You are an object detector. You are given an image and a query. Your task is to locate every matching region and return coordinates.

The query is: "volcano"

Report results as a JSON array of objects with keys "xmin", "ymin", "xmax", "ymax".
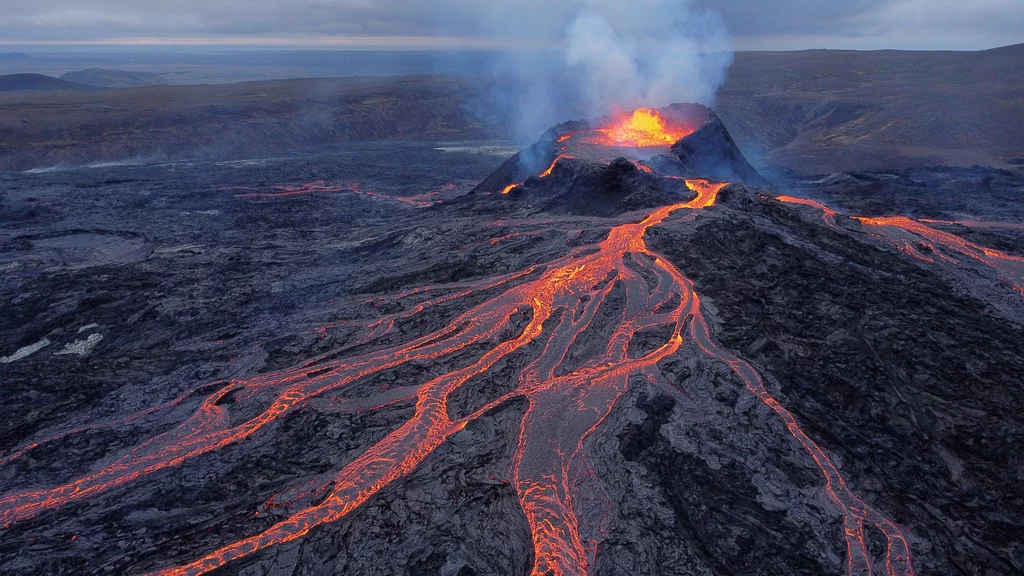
[
  {"xmin": 471, "ymin": 103, "xmax": 768, "ymax": 217},
  {"xmin": 1, "ymin": 106, "xmax": 1022, "ymax": 576}
]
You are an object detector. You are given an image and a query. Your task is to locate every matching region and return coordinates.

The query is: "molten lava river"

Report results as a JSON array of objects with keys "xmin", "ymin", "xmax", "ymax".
[{"xmin": 0, "ymin": 181, "xmax": 921, "ymax": 575}]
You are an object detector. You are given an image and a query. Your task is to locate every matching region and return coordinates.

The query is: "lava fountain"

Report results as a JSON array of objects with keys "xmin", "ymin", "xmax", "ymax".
[{"xmin": 585, "ymin": 108, "xmax": 697, "ymax": 148}]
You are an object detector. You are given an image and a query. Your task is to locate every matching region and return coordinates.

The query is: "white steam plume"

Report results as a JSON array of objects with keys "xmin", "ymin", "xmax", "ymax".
[
  {"xmin": 446, "ymin": 0, "xmax": 733, "ymax": 138},
  {"xmin": 565, "ymin": 0, "xmax": 732, "ymax": 114}
]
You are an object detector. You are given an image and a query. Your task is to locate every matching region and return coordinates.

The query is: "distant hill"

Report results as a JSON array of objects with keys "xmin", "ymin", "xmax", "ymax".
[
  {"xmin": 60, "ymin": 68, "xmax": 165, "ymax": 88},
  {"xmin": 0, "ymin": 73, "xmax": 97, "ymax": 92},
  {"xmin": 0, "ymin": 44, "xmax": 1022, "ymax": 174},
  {"xmin": 717, "ymin": 43, "xmax": 1024, "ymax": 175},
  {"xmin": 0, "ymin": 75, "xmax": 508, "ymax": 171},
  {"xmin": 981, "ymin": 43, "xmax": 1024, "ymax": 57},
  {"xmin": 0, "ymin": 52, "xmax": 32, "ymax": 61}
]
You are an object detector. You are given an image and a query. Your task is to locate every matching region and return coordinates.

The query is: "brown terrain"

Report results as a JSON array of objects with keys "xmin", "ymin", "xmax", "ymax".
[
  {"xmin": 0, "ymin": 75, "xmax": 505, "ymax": 172},
  {"xmin": 1, "ymin": 56, "xmax": 1023, "ymax": 575},
  {"xmin": 1, "ymin": 45, "xmax": 1022, "ymax": 175},
  {"xmin": 718, "ymin": 44, "xmax": 1024, "ymax": 174}
]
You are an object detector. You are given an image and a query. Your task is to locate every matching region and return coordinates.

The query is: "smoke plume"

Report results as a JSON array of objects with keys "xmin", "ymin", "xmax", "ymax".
[
  {"xmin": 564, "ymin": 0, "xmax": 732, "ymax": 115},
  {"xmin": 448, "ymin": 0, "xmax": 733, "ymax": 140}
]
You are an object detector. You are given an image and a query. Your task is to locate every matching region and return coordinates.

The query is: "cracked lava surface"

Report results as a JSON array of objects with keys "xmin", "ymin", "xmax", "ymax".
[
  {"xmin": 0, "ymin": 178, "xmax": 923, "ymax": 576},
  {"xmin": 776, "ymin": 196, "xmax": 1024, "ymax": 294}
]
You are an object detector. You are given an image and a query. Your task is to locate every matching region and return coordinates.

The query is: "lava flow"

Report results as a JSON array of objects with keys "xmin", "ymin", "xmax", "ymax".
[
  {"xmin": 776, "ymin": 195, "xmax": 841, "ymax": 229},
  {"xmin": 0, "ymin": 179, "xmax": 914, "ymax": 576},
  {"xmin": 856, "ymin": 216, "xmax": 1024, "ymax": 292},
  {"xmin": 501, "ymin": 154, "xmax": 576, "ymax": 194},
  {"xmin": 919, "ymin": 218, "xmax": 1024, "ymax": 232},
  {"xmin": 585, "ymin": 108, "xmax": 696, "ymax": 148},
  {"xmin": 775, "ymin": 195, "xmax": 1024, "ymax": 294},
  {"xmin": 539, "ymin": 154, "xmax": 576, "ymax": 178}
]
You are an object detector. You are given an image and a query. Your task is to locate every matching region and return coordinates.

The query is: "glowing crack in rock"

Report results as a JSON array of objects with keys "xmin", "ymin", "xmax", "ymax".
[
  {"xmin": 918, "ymin": 218, "xmax": 1024, "ymax": 232},
  {"xmin": 0, "ymin": 180, "xmax": 916, "ymax": 576}
]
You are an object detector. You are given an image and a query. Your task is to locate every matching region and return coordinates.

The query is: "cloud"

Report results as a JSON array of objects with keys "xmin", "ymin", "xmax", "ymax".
[
  {"xmin": 869, "ymin": 0, "xmax": 1024, "ymax": 41},
  {"xmin": 707, "ymin": 0, "xmax": 1024, "ymax": 49},
  {"xmin": 424, "ymin": 0, "xmax": 732, "ymax": 141},
  {"xmin": 563, "ymin": 1, "xmax": 731, "ymax": 113},
  {"xmin": 0, "ymin": 0, "xmax": 438, "ymax": 40},
  {"xmin": 0, "ymin": 0, "xmax": 1019, "ymax": 48}
]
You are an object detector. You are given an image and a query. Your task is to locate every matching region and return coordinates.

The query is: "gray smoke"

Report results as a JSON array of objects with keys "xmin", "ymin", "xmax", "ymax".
[
  {"xmin": 448, "ymin": 0, "xmax": 733, "ymax": 139},
  {"xmin": 564, "ymin": 0, "xmax": 732, "ymax": 115}
]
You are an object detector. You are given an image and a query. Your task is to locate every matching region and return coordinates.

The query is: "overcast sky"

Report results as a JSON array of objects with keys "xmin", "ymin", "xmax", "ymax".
[{"xmin": 0, "ymin": 0, "xmax": 1021, "ymax": 51}]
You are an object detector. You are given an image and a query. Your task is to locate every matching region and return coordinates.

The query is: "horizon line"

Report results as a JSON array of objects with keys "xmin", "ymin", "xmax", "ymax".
[{"xmin": 0, "ymin": 35, "xmax": 1020, "ymax": 53}]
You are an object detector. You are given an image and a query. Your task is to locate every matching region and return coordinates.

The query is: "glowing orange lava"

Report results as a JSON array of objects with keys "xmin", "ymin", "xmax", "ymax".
[
  {"xmin": 586, "ymin": 108, "xmax": 695, "ymax": 148},
  {"xmin": 919, "ymin": 218, "xmax": 1024, "ymax": 232},
  {"xmin": 776, "ymin": 195, "xmax": 841, "ymax": 230},
  {"xmin": 774, "ymin": 194, "xmax": 1024, "ymax": 294},
  {"xmin": 856, "ymin": 216, "xmax": 1024, "ymax": 293},
  {"xmin": 539, "ymin": 154, "xmax": 576, "ymax": 178},
  {"xmin": 0, "ymin": 179, "xmax": 914, "ymax": 576},
  {"xmin": 499, "ymin": 154, "xmax": 577, "ymax": 194},
  {"xmin": 684, "ymin": 179, "xmax": 726, "ymax": 208},
  {"xmin": 628, "ymin": 160, "xmax": 654, "ymax": 173}
]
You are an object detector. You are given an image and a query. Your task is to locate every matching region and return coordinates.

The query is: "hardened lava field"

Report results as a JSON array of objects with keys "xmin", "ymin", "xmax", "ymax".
[{"xmin": 1, "ymin": 128, "xmax": 1023, "ymax": 576}]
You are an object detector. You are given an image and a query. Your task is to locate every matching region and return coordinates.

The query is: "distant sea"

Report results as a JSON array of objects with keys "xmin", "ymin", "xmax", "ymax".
[{"xmin": 0, "ymin": 49, "xmax": 511, "ymax": 84}]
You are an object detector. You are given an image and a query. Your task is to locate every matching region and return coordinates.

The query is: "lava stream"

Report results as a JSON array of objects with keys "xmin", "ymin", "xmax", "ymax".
[
  {"xmin": 855, "ymin": 216, "xmax": 1024, "ymax": 292},
  {"xmin": 776, "ymin": 196, "xmax": 1024, "ymax": 294},
  {"xmin": 776, "ymin": 195, "xmax": 841, "ymax": 229},
  {"xmin": 501, "ymin": 154, "xmax": 576, "ymax": 194},
  {"xmin": 0, "ymin": 180, "xmax": 915, "ymax": 576},
  {"xmin": 540, "ymin": 154, "xmax": 576, "ymax": 178},
  {"xmin": 919, "ymin": 218, "xmax": 1024, "ymax": 231}
]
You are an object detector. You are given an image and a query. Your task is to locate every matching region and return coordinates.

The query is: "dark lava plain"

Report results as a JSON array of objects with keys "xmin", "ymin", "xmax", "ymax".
[{"xmin": 1, "ymin": 139, "xmax": 1023, "ymax": 576}]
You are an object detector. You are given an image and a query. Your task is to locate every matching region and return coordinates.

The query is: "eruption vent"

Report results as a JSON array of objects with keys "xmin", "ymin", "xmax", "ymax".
[{"xmin": 586, "ymin": 108, "xmax": 696, "ymax": 147}]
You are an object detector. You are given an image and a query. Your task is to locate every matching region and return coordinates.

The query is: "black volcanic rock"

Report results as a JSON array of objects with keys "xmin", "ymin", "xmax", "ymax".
[
  {"xmin": 670, "ymin": 114, "xmax": 770, "ymax": 186},
  {"xmin": 472, "ymin": 102, "xmax": 767, "ymax": 212},
  {"xmin": 464, "ymin": 156, "xmax": 698, "ymax": 217},
  {"xmin": 472, "ymin": 138, "xmax": 555, "ymax": 194},
  {"xmin": 1, "ymin": 137, "xmax": 1022, "ymax": 576}
]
